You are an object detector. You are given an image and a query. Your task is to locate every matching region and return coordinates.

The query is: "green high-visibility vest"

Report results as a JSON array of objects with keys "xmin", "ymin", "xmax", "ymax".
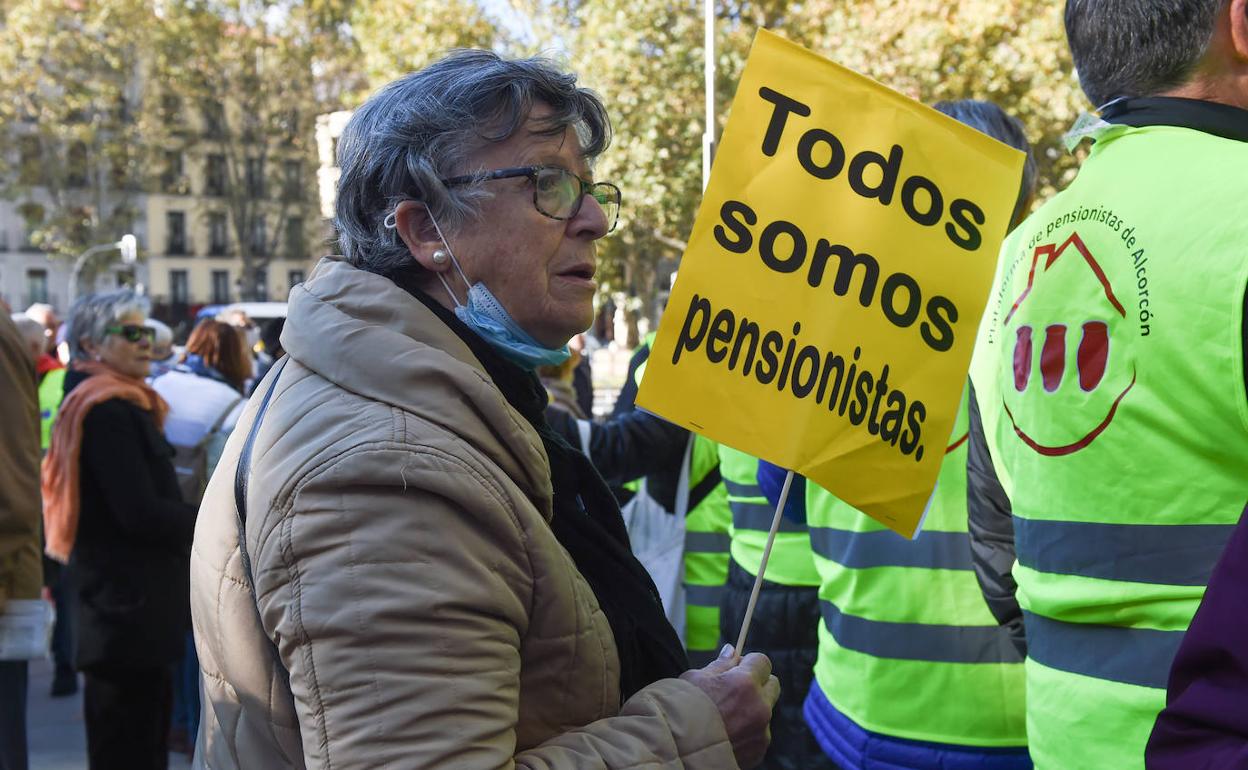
[
  {"xmin": 807, "ymin": 387, "xmax": 1027, "ymax": 747},
  {"xmin": 682, "ymin": 436, "xmax": 730, "ymax": 666},
  {"xmin": 718, "ymin": 445, "xmax": 818, "ymax": 587},
  {"xmin": 630, "ymin": 332, "xmax": 730, "ymax": 665},
  {"xmin": 969, "ymin": 124, "xmax": 1248, "ymax": 769},
  {"xmin": 39, "ymin": 367, "xmax": 67, "ymax": 453}
]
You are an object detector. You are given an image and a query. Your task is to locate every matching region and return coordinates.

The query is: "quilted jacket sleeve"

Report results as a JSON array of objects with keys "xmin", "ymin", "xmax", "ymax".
[
  {"xmin": 252, "ymin": 442, "xmax": 736, "ymax": 770},
  {"xmin": 0, "ymin": 316, "xmax": 41, "ymax": 608}
]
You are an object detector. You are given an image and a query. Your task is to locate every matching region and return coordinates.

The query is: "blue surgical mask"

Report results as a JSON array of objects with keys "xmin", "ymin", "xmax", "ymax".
[
  {"xmin": 421, "ymin": 212, "xmax": 571, "ymax": 370},
  {"xmin": 453, "ymin": 282, "xmax": 571, "ymax": 369}
]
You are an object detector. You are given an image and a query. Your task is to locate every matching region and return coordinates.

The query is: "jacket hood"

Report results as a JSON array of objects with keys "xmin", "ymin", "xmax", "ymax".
[{"xmin": 281, "ymin": 256, "xmax": 554, "ymax": 515}]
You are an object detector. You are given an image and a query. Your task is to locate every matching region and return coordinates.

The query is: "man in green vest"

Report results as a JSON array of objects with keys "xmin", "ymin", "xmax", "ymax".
[
  {"xmin": 795, "ymin": 99, "xmax": 1037, "ymax": 769},
  {"xmin": 717, "ymin": 446, "xmax": 832, "ymax": 770},
  {"xmin": 38, "ymin": 366, "xmax": 67, "ymax": 453},
  {"xmin": 966, "ymin": 3, "xmax": 1248, "ymax": 768}
]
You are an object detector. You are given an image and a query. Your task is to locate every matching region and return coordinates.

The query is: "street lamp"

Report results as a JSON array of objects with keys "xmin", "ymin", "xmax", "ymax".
[{"xmin": 68, "ymin": 233, "xmax": 138, "ymax": 303}]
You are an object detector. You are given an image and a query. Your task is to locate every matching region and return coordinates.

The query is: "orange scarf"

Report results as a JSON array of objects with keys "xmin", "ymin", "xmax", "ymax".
[{"xmin": 41, "ymin": 360, "xmax": 169, "ymax": 563}]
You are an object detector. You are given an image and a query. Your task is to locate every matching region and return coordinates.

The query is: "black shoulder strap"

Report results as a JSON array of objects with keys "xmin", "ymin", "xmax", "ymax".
[
  {"xmin": 688, "ymin": 462, "xmax": 723, "ymax": 513},
  {"xmin": 233, "ymin": 356, "xmax": 288, "ymax": 666}
]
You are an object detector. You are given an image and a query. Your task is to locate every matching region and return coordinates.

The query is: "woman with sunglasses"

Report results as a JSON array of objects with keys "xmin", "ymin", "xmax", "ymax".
[
  {"xmin": 191, "ymin": 50, "xmax": 778, "ymax": 769},
  {"xmin": 42, "ymin": 289, "xmax": 196, "ymax": 769}
]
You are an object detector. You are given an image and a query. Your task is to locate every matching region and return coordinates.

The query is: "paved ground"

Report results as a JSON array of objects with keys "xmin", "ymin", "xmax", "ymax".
[{"xmin": 27, "ymin": 657, "xmax": 191, "ymax": 770}]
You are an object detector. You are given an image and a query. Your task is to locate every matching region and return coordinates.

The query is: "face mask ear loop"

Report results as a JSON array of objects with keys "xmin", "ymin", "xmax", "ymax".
[{"xmin": 426, "ymin": 208, "xmax": 471, "ymax": 308}]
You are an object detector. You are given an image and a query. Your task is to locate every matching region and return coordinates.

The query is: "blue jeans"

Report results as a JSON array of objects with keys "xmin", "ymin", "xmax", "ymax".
[{"xmin": 170, "ymin": 632, "xmax": 200, "ymax": 738}]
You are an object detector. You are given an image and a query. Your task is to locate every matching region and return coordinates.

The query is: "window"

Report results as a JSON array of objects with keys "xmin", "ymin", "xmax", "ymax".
[
  {"xmin": 161, "ymin": 150, "xmax": 185, "ymax": 194},
  {"xmin": 288, "ymin": 270, "xmax": 305, "ymax": 288},
  {"xmin": 283, "ymin": 159, "xmax": 302, "ymax": 201},
  {"xmin": 26, "ymin": 269, "xmax": 48, "ymax": 305},
  {"xmin": 67, "ymin": 142, "xmax": 89, "ymax": 187},
  {"xmin": 245, "ymin": 157, "xmax": 264, "ymax": 198},
  {"xmin": 208, "ymin": 212, "xmax": 229, "ymax": 256},
  {"xmin": 19, "ymin": 137, "xmax": 40, "ymax": 185},
  {"xmin": 166, "ymin": 211, "xmax": 187, "ymax": 255},
  {"xmin": 18, "ymin": 203, "xmax": 44, "ymax": 251},
  {"xmin": 170, "ymin": 270, "xmax": 189, "ymax": 305},
  {"xmin": 248, "ymin": 215, "xmax": 266, "ymax": 256},
  {"xmin": 205, "ymin": 154, "xmax": 227, "ymax": 196},
  {"xmin": 272, "ymin": 108, "xmax": 300, "ymax": 139},
  {"xmin": 0, "ymin": 230, "xmax": 9, "ymax": 252},
  {"xmin": 254, "ymin": 267, "xmax": 268, "ymax": 301},
  {"xmin": 211, "ymin": 270, "xmax": 230, "ymax": 304},
  {"xmin": 201, "ymin": 100, "xmax": 225, "ymax": 138},
  {"xmin": 162, "ymin": 94, "xmax": 183, "ymax": 126},
  {"xmin": 114, "ymin": 93, "xmax": 131, "ymax": 124},
  {"xmin": 110, "ymin": 155, "xmax": 130, "ymax": 189},
  {"xmin": 285, "ymin": 217, "xmax": 304, "ymax": 259},
  {"xmin": 330, "ymin": 136, "xmax": 340, "ymax": 167}
]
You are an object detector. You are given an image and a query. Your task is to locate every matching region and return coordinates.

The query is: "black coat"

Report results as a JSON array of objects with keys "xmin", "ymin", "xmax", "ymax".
[{"xmin": 65, "ymin": 369, "xmax": 197, "ymax": 670}]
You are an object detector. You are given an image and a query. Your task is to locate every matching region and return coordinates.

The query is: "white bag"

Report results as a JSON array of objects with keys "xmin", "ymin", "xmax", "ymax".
[
  {"xmin": 578, "ymin": 420, "xmax": 692, "ymax": 643},
  {"xmin": 0, "ymin": 599, "xmax": 54, "ymax": 661},
  {"xmin": 619, "ymin": 468, "xmax": 689, "ymax": 643}
]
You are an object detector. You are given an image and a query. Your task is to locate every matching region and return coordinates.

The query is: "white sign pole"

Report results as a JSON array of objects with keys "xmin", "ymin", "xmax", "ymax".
[
  {"xmin": 733, "ymin": 469, "xmax": 795, "ymax": 659},
  {"xmin": 702, "ymin": 0, "xmax": 715, "ymax": 191}
]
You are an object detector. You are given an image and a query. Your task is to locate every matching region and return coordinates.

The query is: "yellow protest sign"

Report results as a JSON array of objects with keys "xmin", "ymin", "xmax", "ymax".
[{"xmin": 636, "ymin": 29, "xmax": 1024, "ymax": 537}]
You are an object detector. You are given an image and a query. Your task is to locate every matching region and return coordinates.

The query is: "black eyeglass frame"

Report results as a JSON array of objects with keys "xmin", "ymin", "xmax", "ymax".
[
  {"xmin": 103, "ymin": 324, "xmax": 156, "ymax": 344},
  {"xmin": 441, "ymin": 165, "xmax": 622, "ymax": 232}
]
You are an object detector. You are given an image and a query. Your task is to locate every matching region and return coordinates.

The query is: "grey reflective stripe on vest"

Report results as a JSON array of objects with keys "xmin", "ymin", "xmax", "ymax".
[
  {"xmin": 686, "ymin": 583, "xmax": 725, "ymax": 607},
  {"xmin": 1022, "ymin": 611, "xmax": 1183, "ymax": 690},
  {"xmin": 686, "ymin": 531, "xmax": 731, "ymax": 553},
  {"xmin": 730, "ymin": 500, "xmax": 806, "ymax": 533},
  {"xmin": 810, "ymin": 527, "xmax": 973, "ymax": 570},
  {"xmin": 821, "ymin": 600, "xmax": 1021, "ymax": 664},
  {"xmin": 723, "ymin": 478, "xmax": 762, "ymax": 498},
  {"xmin": 1016, "ymin": 518, "xmax": 1235, "ymax": 586}
]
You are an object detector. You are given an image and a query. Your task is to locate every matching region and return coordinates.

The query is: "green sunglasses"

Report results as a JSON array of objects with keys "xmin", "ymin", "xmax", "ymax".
[{"xmin": 104, "ymin": 324, "xmax": 156, "ymax": 344}]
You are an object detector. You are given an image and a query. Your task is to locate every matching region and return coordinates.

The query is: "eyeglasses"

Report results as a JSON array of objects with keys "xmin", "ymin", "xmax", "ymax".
[
  {"xmin": 104, "ymin": 324, "xmax": 156, "ymax": 344},
  {"xmin": 442, "ymin": 165, "xmax": 621, "ymax": 232}
]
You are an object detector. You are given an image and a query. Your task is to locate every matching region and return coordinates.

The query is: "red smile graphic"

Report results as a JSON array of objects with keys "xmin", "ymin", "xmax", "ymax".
[{"xmin": 1003, "ymin": 370, "xmax": 1136, "ymax": 456}]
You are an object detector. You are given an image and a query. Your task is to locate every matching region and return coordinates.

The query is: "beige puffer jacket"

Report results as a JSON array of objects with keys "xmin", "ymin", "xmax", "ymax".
[
  {"xmin": 0, "ymin": 314, "xmax": 41, "ymax": 612},
  {"xmin": 190, "ymin": 257, "xmax": 737, "ymax": 769}
]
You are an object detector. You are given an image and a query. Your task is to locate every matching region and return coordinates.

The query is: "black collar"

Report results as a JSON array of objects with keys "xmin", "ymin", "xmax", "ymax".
[
  {"xmin": 1101, "ymin": 96, "xmax": 1248, "ymax": 144},
  {"xmin": 380, "ymin": 267, "xmax": 550, "ymax": 425}
]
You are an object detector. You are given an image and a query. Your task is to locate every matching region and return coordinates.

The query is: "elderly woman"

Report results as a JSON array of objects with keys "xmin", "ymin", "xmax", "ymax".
[
  {"xmin": 41, "ymin": 289, "xmax": 197, "ymax": 769},
  {"xmin": 192, "ymin": 50, "xmax": 778, "ymax": 768}
]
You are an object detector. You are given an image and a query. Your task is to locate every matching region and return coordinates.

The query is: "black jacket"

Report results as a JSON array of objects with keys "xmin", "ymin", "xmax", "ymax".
[
  {"xmin": 552, "ymin": 339, "xmax": 700, "ymax": 511},
  {"xmin": 65, "ymin": 369, "xmax": 197, "ymax": 670}
]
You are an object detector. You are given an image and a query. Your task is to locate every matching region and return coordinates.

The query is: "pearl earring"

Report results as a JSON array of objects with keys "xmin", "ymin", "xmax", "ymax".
[{"xmin": 431, "ymin": 250, "xmax": 448, "ymax": 265}]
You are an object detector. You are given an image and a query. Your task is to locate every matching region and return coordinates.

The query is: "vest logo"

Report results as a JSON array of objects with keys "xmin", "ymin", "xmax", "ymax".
[{"xmin": 1001, "ymin": 232, "xmax": 1136, "ymax": 456}]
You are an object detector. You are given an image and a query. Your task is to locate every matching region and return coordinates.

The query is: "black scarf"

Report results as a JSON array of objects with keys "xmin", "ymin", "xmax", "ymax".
[{"xmin": 384, "ymin": 268, "xmax": 689, "ymax": 699}]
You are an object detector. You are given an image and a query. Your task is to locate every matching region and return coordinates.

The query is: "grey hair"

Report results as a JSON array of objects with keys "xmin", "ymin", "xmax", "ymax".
[
  {"xmin": 934, "ymin": 100, "xmax": 1038, "ymax": 227},
  {"xmin": 24, "ymin": 302, "xmax": 56, "ymax": 325},
  {"xmin": 334, "ymin": 49, "xmax": 611, "ymax": 275},
  {"xmin": 10, "ymin": 313, "xmax": 44, "ymax": 355},
  {"xmin": 1065, "ymin": 0, "xmax": 1226, "ymax": 108},
  {"xmin": 65, "ymin": 289, "xmax": 150, "ymax": 361}
]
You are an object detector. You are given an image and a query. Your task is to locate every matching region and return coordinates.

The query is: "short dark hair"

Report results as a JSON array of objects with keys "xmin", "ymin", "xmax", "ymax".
[
  {"xmin": 933, "ymin": 100, "xmax": 1037, "ymax": 227},
  {"xmin": 335, "ymin": 50, "xmax": 611, "ymax": 275},
  {"xmin": 1065, "ymin": 0, "xmax": 1225, "ymax": 108}
]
